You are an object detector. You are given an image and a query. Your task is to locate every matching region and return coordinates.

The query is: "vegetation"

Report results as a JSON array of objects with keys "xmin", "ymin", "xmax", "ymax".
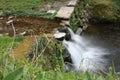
[
  {"xmin": 0, "ymin": 0, "xmax": 120, "ymax": 80},
  {"xmin": 0, "ymin": 0, "xmax": 58, "ymax": 19},
  {"xmin": 0, "ymin": 34, "xmax": 120, "ymax": 80},
  {"xmin": 78, "ymin": 0, "xmax": 120, "ymax": 21}
]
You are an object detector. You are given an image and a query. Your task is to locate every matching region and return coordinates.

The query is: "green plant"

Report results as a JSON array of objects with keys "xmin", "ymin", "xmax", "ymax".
[
  {"xmin": 70, "ymin": 0, "xmax": 88, "ymax": 31},
  {"xmin": 26, "ymin": 36, "xmax": 64, "ymax": 71},
  {"xmin": 0, "ymin": 0, "xmax": 58, "ymax": 19},
  {"xmin": 0, "ymin": 34, "xmax": 120, "ymax": 80}
]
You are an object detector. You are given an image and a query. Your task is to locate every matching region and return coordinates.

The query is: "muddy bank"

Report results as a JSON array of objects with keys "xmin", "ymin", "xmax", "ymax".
[{"xmin": 0, "ymin": 16, "xmax": 60, "ymax": 36}]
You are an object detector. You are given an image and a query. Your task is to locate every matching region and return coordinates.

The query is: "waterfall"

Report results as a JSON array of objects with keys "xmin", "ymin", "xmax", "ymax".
[{"xmin": 54, "ymin": 27, "xmax": 109, "ymax": 73}]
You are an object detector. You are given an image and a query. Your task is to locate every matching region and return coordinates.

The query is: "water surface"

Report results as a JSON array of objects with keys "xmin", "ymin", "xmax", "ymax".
[{"xmin": 83, "ymin": 23, "xmax": 120, "ymax": 71}]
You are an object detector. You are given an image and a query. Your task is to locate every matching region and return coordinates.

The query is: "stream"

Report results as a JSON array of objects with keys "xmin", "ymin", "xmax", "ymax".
[{"xmin": 83, "ymin": 23, "xmax": 120, "ymax": 71}]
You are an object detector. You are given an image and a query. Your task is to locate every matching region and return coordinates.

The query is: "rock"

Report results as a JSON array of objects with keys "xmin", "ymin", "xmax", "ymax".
[
  {"xmin": 47, "ymin": 10, "xmax": 56, "ymax": 14},
  {"xmin": 0, "ymin": 17, "xmax": 3, "ymax": 20},
  {"xmin": 75, "ymin": 28, "xmax": 83, "ymax": 35},
  {"xmin": 54, "ymin": 32, "xmax": 66, "ymax": 39},
  {"xmin": 61, "ymin": 20, "xmax": 70, "ymax": 26},
  {"xmin": 20, "ymin": 31, "xmax": 26, "ymax": 36},
  {"xmin": 82, "ymin": 24, "xmax": 88, "ymax": 30},
  {"xmin": 67, "ymin": 0, "xmax": 77, "ymax": 6},
  {"xmin": 6, "ymin": 20, "xmax": 13, "ymax": 25},
  {"xmin": 8, "ymin": 16, "xmax": 14, "ymax": 20},
  {"xmin": 56, "ymin": 7, "xmax": 74, "ymax": 19}
]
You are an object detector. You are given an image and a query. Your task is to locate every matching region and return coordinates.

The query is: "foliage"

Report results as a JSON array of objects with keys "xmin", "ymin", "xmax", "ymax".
[
  {"xmin": 78, "ymin": 0, "xmax": 120, "ymax": 21},
  {"xmin": 26, "ymin": 36, "xmax": 64, "ymax": 71},
  {"xmin": 3, "ymin": 67, "xmax": 23, "ymax": 80},
  {"xmin": 0, "ymin": 0, "xmax": 120, "ymax": 79},
  {"xmin": 0, "ymin": 34, "xmax": 24, "ymax": 53},
  {"xmin": 0, "ymin": 35, "xmax": 120, "ymax": 80},
  {"xmin": 70, "ymin": 0, "xmax": 88, "ymax": 30},
  {"xmin": 0, "ymin": 0, "xmax": 57, "ymax": 19},
  {"xmin": 0, "ymin": 34, "xmax": 24, "ymax": 79}
]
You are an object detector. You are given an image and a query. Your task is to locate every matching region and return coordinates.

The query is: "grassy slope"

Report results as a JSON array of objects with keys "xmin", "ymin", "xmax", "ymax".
[
  {"xmin": 0, "ymin": 0, "xmax": 42, "ymax": 10},
  {"xmin": 0, "ymin": 0, "xmax": 41, "ymax": 14},
  {"xmin": 0, "ymin": 0, "xmax": 56, "ymax": 18},
  {"xmin": 0, "ymin": 35, "xmax": 120, "ymax": 80}
]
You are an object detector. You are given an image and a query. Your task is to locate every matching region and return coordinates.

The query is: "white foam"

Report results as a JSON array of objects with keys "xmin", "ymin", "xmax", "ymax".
[{"xmin": 62, "ymin": 27, "xmax": 109, "ymax": 73}]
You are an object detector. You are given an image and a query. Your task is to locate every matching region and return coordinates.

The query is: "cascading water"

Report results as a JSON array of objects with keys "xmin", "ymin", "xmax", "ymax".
[{"xmin": 54, "ymin": 27, "xmax": 109, "ymax": 73}]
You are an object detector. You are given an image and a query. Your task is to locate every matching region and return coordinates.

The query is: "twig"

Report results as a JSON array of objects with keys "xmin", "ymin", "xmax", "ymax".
[
  {"xmin": 32, "ymin": 35, "xmax": 38, "ymax": 62},
  {"xmin": 32, "ymin": 34, "xmax": 53, "ymax": 64},
  {"xmin": 9, "ymin": 22, "xmax": 16, "ymax": 58}
]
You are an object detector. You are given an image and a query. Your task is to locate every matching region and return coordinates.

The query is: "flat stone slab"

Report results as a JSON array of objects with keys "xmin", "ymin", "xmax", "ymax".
[
  {"xmin": 67, "ymin": 0, "xmax": 77, "ymax": 6},
  {"xmin": 56, "ymin": 7, "xmax": 74, "ymax": 19},
  {"xmin": 61, "ymin": 20, "xmax": 70, "ymax": 26}
]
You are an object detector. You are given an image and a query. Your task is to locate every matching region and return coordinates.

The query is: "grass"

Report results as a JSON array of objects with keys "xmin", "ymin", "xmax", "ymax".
[
  {"xmin": 0, "ymin": 34, "xmax": 120, "ymax": 80},
  {"xmin": 0, "ymin": 0, "xmax": 58, "ymax": 19},
  {"xmin": 70, "ymin": 0, "xmax": 88, "ymax": 30},
  {"xmin": 0, "ymin": 0, "xmax": 120, "ymax": 80}
]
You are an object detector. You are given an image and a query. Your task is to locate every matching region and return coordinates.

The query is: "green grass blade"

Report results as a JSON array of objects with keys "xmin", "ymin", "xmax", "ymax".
[{"xmin": 3, "ymin": 67, "xmax": 24, "ymax": 80}]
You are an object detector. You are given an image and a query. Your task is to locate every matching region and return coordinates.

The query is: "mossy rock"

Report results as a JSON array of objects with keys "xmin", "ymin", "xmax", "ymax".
[{"xmin": 89, "ymin": 0, "xmax": 118, "ymax": 21}]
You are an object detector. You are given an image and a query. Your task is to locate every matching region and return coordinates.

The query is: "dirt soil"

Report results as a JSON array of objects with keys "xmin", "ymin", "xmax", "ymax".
[
  {"xmin": 0, "ymin": 0, "xmax": 73, "ymax": 59},
  {"xmin": 0, "ymin": 16, "xmax": 60, "ymax": 36},
  {"xmin": 11, "ymin": 36, "xmax": 35, "ymax": 59},
  {"xmin": 0, "ymin": 16, "xmax": 60, "ymax": 59}
]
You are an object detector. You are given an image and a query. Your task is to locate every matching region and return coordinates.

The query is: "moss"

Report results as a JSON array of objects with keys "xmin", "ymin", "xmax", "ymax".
[
  {"xmin": 89, "ymin": 0, "xmax": 118, "ymax": 21},
  {"xmin": 79, "ymin": 0, "xmax": 120, "ymax": 22}
]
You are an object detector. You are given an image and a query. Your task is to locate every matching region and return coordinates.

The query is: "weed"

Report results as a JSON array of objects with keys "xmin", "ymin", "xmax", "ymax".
[
  {"xmin": 0, "ymin": 0, "xmax": 57, "ymax": 18},
  {"xmin": 0, "ymin": 34, "xmax": 120, "ymax": 80}
]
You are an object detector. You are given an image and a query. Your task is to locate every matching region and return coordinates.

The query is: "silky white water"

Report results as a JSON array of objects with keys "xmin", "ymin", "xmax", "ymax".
[{"xmin": 62, "ymin": 27, "xmax": 109, "ymax": 73}]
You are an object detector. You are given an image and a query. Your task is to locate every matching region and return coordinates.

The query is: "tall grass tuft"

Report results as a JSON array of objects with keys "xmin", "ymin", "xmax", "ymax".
[{"xmin": 0, "ymin": 34, "xmax": 120, "ymax": 80}]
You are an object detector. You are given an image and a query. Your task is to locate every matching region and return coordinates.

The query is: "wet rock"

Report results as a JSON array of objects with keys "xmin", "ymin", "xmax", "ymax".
[
  {"xmin": 82, "ymin": 24, "xmax": 88, "ymax": 30},
  {"xmin": 75, "ymin": 28, "xmax": 83, "ymax": 35},
  {"xmin": 82, "ymin": 10, "xmax": 91, "ymax": 20}
]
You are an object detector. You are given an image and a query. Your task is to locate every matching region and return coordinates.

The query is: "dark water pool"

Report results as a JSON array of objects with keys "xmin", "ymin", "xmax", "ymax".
[{"xmin": 83, "ymin": 23, "xmax": 120, "ymax": 71}]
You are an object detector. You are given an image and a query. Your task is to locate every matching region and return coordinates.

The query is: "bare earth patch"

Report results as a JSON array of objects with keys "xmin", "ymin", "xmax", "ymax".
[
  {"xmin": 0, "ymin": 16, "xmax": 60, "ymax": 36},
  {"xmin": 11, "ymin": 36, "xmax": 35, "ymax": 59}
]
